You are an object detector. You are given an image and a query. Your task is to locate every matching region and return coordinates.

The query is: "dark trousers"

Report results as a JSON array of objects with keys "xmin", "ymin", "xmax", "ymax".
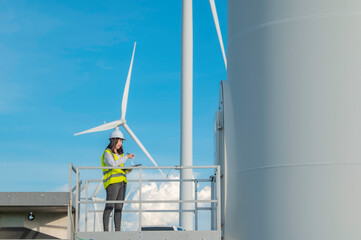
[{"xmin": 103, "ymin": 182, "xmax": 127, "ymax": 231}]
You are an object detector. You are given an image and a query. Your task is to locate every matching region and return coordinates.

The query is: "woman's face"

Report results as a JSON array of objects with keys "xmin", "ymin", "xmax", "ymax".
[{"xmin": 115, "ymin": 139, "xmax": 123, "ymax": 150}]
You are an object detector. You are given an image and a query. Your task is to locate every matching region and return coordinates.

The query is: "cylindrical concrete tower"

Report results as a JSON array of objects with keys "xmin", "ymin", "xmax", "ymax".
[{"xmin": 224, "ymin": 1, "xmax": 361, "ymax": 239}]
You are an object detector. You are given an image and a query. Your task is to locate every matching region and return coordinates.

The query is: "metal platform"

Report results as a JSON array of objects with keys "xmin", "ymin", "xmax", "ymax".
[{"xmin": 70, "ymin": 164, "xmax": 222, "ymax": 240}]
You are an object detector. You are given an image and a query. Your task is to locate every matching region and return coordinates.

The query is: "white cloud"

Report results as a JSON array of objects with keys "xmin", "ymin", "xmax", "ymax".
[
  {"xmin": 129, "ymin": 175, "xmax": 180, "ymax": 227},
  {"xmin": 198, "ymin": 185, "xmax": 211, "ymax": 208},
  {"xmin": 123, "ymin": 174, "xmax": 211, "ymax": 230}
]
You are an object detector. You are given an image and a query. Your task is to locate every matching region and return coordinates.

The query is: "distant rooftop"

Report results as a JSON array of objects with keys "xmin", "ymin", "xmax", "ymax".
[{"xmin": 0, "ymin": 192, "xmax": 73, "ymax": 212}]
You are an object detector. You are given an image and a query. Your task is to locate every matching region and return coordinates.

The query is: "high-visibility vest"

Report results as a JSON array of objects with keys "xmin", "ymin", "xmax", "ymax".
[{"xmin": 101, "ymin": 149, "xmax": 127, "ymax": 189}]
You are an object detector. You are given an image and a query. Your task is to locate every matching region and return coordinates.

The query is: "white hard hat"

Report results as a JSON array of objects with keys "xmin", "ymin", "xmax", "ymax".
[{"xmin": 109, "ymin": 129, "xmax": 126, "ymax": 140}]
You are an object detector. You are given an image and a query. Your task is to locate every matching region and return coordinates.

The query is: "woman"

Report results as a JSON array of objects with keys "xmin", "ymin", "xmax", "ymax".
[{"xmin": 101, "ymin": 129, "xmax": 135, "ymax": 231}]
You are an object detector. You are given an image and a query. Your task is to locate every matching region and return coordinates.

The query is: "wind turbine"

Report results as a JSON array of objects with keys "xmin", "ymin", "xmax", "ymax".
[
  {"xmin": 209, "ymin": 0, "xmax": 227, "ymax": 70},
  {"xmin": 74, "ymin": 42, "xmax": 166, "ymax": 178},
  {"xmin": 89, "ymin": 182, "xmax": 103, "ymax": 231}
]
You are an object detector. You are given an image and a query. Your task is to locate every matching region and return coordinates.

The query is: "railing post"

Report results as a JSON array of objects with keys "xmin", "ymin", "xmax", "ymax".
[
  {"xmin": 85, "ymin": 181, "xmax": 88, "ymax": 232},
  {"xmin": 194, "ymin": 179, "xmax": 198, "ymax": 230},
  {"xmin": 210, "ymin": 175, "xmax": 217, "ymax": 230},
  {"xmin": 68, "ymin": 164, "xmax": 73, "ymax": 240},
  {"xmin": 75, "ymin": 167, "xmax": 80, "ymax": 233},
  {"xmin": 93, "ymin": 201, "xmax": 96, "ymax": 232},
  {"xmin": 216, "ymin": 166, "xmax": 221, "ymax": 231},
  {"xmin": 138, "ymin": 168, "xmax": 142, "ymax": 232}
]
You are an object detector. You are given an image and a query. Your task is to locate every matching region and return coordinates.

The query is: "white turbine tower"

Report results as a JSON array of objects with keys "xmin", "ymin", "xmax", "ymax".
[
  {"xmin": 179, "ymin": 0, "xmax": 226, "ymax": 230},
  {"xmin": 74, "ymin": 42, "xmax": 166, "ymax": 178},
  {"xmin": 179, "ymin": 0, "xmax": 194, "ymax": 231}
]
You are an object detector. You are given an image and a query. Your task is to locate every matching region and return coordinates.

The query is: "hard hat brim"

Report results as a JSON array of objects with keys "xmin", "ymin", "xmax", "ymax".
[{"xmin": 109, "ymin": 137, "xmax": 126, "ymax": 140}]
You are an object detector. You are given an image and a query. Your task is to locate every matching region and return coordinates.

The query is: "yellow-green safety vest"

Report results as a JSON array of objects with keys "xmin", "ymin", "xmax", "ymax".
[{"xmin": 101, "ymin": 149, "xmax": 127, "ymax": 189}]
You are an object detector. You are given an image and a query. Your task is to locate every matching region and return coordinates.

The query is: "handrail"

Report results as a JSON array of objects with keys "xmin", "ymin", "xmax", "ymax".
[
  {"xmin": 79, "ymin": 199, "xmax": 217, "ymax": 204},
  {"xmin": 76, "ymin": 165, "xmax": 218, "ymax": 170},
  {"xmin": 84, "ymin": 178, "xmax": 212, "ymax": 183},
  {"xmin": 87, "ymin": 209, "xmax": 213, "ymax": 213},
  {"xmin": 71, "ymin": 165, "xmax": 221, "ymax": 233}
]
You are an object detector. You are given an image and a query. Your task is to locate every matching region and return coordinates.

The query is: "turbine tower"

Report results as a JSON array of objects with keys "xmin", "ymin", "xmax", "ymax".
[
  {"xmin": 179, "ymin": 0, "xmax": 227, "ymax": 230},
  {"xmin": 179, "ymin": 0, "xmax": 194, "ymax": 230},
  {"xmin": 74, "ymin": 42, "xmax": 166, "ymax": 178}
]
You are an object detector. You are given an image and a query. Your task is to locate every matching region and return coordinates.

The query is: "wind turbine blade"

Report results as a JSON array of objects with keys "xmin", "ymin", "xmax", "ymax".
[
  {"xmin": 92, "ymin": 182, "xmax": 103, "ymax": 199},
  {"xmin": 122, "ymin": 123, "xmax": 166, "ymax": 178},
  {"xmin": 92, "ymin": 197, "xmax": 103, "ymax": 231},
  {"xmin": 121, "ymin": 42, "xmax": 137, "ymax": 120},
  {"xmin": 90, "ymin": 182, "xmax": 103, "ymax": 231},
  {"xmin": 123, "ymin": 184, "xmax": 135, "ymax": 209},
  {"xmin": 74, "ymin": 120, "xmax": 122, "ymax": 136},
  {"xmin": 121, "ymin": 183, "xmax": 135, "ymax": 231},
  {"xmin": 209, "ymin": 0, "xmax": 227, "ymax": 70}
]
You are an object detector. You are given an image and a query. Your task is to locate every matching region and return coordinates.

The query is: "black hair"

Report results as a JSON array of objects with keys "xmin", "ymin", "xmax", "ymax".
[{"xmin": 106, "ymin": 138, "xmax": 124, "ymax": 155}]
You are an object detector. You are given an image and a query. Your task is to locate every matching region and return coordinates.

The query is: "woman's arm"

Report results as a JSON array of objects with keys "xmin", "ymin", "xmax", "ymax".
[{"xmin": 103, "ymin": 151, "xmax": 128, "ymax": 166}]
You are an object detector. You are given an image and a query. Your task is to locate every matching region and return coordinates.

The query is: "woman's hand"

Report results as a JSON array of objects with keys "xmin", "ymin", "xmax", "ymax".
[{"xmin": 127, "ymin": 153, "xmax": 135, "ymax": 159}]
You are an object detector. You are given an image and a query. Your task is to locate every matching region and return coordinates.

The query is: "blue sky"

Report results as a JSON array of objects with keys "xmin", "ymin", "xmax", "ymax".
[{"xmin": 0, "ymin": 0, "xmax": 227, "ymax": 192}]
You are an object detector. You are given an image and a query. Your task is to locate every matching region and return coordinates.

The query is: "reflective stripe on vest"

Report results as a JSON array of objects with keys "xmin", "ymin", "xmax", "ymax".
[{"xmin": 101, "ymin": 149, "xmax": 127, "ymax": 189}]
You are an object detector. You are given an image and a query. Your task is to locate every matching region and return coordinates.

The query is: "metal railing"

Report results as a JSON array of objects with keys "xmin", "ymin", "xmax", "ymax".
[{"xmin": 69, "ymin": 164, "xmax": 221, "ymax": 233}]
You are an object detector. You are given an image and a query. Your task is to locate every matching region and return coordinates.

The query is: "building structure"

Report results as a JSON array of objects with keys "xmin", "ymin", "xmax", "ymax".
[{"xmin": 0, "ymin": 192, "xmax": 74, "ymax": 239}]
